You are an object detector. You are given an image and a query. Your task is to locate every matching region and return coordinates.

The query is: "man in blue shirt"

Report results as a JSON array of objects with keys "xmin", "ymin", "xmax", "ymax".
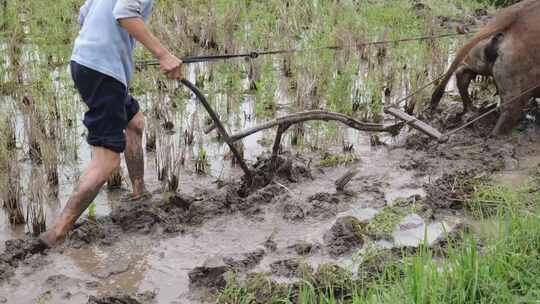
[{"xmin": 40, "ymin": 0, "xmax": 181, "ymax": 247}]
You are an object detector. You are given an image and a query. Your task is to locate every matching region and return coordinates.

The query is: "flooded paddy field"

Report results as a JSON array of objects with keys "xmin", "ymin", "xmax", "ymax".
[{"xmin": 2, "ymin": 0, "xmax": 539, "ymax": 303}]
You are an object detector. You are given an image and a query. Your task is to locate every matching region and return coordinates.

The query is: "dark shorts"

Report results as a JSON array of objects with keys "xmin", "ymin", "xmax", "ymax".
[{"xmin": 70, "ymin": 61, "xmax": 140, "ymax": 153}]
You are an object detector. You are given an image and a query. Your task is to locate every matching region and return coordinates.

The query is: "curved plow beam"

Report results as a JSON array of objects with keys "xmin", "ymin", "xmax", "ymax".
[
  {"xmin": 182, "ymin": 78, "xmax": 408, "ymax": 186},
  {"xmin": 228, "ymin": 110, "xmax": 403, "ymax": 142}
]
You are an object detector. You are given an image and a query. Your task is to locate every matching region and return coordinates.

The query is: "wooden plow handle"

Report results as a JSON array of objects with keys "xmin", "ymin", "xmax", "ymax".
[{"xmin": 181, "ymin": 79, "xmax": 253, "ymax": 181}]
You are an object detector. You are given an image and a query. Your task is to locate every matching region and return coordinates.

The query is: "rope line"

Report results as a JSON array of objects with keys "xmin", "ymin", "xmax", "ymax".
[{"xmin": 136, "ymin": 31, "xmax": 474, "ymax": 67}]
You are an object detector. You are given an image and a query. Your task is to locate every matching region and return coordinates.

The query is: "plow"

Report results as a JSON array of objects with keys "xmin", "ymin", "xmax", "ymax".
[
  {"xmin": 181, "ymin": 76, "xmax": 445, "ymax": 184},
  {"xmin": 139, "ymin": 29, "xmax": 536, "ymax": 185}
]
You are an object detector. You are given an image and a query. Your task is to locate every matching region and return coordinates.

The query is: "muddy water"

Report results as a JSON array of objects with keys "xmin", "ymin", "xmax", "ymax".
[
  {"xmin": 0, "ymin": 61, "xmax": 486, "ymax": 302},
  {"xmin": 5, "ymin": 132, "xmax": 540, "ymax": 304},
  {"xmin": 0, "ymin": 86, "xmax": 437, "ymax": 303},
  {"xmin": 4, "ymin": 109, "xmax": 540, "ymax": 303},
  {"xmin": 1, "ymin": 137, "xmax": 429, "ymax": 303}
]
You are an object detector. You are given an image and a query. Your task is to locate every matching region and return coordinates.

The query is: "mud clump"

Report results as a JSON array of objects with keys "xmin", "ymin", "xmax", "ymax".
[
  {"xmin": 166, "ymin": 193, "xmax": 196, "ymax": 210},
  {"xmin": 399, "ymin": 152, "xmax": 431, "ymax": 173},
  {"xmin": 291, "ymin": 241, "xmax": 314, "ymax": 256},
  {"xmin": 405, "ymin": 132, "xmax": 432, "ymax": 151},
  {"xmin": 0, "ymin": 261, "xmax": 14, "ymax": 282},
  {"xmin": 223, "ymin": 248, "xmax": 266, "ymax": 271},
  {"xmin": 422, "ymin": 126, "xmax": 514, "ymax": 174},
  {"xmin": 282, "ymin": 202, "xmax": 305, "ymax": 221},
  {"xmin": 0, "ymin": 238, "xmax": 47, "ymax": 282},
  {"xmin": 263, "ymin": 235, "xmax": 277, "ymax": 252},
  {"xmin": 241, "ymin": 184, "xmax": 284, "ymax": 215},
  {"xmin": 245, "ymin": 184, "xmax": 281, "ymax": 205},
  {"xmin": 188, "ymin": 198, "xmax": 228, "ymax": 225},
  {"xmin": 323, "ymin": 216, "xmax": 366, "ymax": 256},
  {"xmin": 156, "ymin": 193, "xmax": 199, "ymax": 232},
  {"xmin": 68, "ymin": 218, "xmax": 121, "ymax": 248},
  {"xmin": 189, "ymin": 249, "xmax": 266, "ymax": 289},
  {"xmin": 104, "ymin": 180, "xmax": 282, "ymax": 231},
  {"xmin": 20, "ymin": 253, "xmax": 48, "ymax": 275},
  {"xmin": 425, "ymin": 170, "xmax": 485, "ymax": 209},
  {"xmin": 87, "ymin": 291, "xmax": 155, "ymax": 304},
  {"xmin": 354, "ymin": 178, "xmax": 387, "ymax": 206},
  {"xmin": 189, "ymin": 182, "xmax": 284, "ymax": 223},
  {"xmin": 1, "ymin": 238, "xmax": 46, "ymax": 265},
  {"xmin": 72, "ymin": 196, "xmax": 190, "ymax": 245},
  {"xmin": 304, "ymin": 192, "xmax": 346, "ymax": 219},
  {"xmin": 308, "ymin": 193, "xmax": 340, "ymax": 204},
  {"xmin": 242, "ymin": 154, "xmax": 312, "ymax": 195},
  {"xmin": 411, "ymin": 124, "xmax": 517, "ymax": 211},
  {"xmin": 188, "ymin": 256, "xmax": 229, "ymax": 289},
  {"xmin": 187, "ymin": 185, "xmax": 241, "ymax": 224},
  {"xmin": 111, "ymin": 200, "xmax": 160, "ymax": 233},
  {"xmin": 88, "ymin": 295, "xmax": 141, "ymax": 304},
  {"xmin": 282, "ymin": 192, "xmax": 350, "ymax": 221},
  {"xmin": 305, "ymin": 200, "xmax": 338, "ymax": 219},
  {"xmin": 270, "ymin": 258, "xmax": 312, "ymax": 278}
]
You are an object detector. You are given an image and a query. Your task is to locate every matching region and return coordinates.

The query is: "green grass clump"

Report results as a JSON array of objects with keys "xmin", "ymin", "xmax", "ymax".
[
  {"xmin": 320, "ymin": 153, "xmax": 359, "ymax": 167},
  {"xmin": 217, "ymin": 272, "xmax": 292, "ymax": 304},
  {"xmin": 466, "ymin": 183, "xmax": 536, "ymax": 218},
  {"xmin": 365, "ymin": 206, "xmax": 406, "ymax": 240},
  {"xmin": 365, "ymin": 199, "xmax": 430, "ymax": 240},
  {"xmin": 312, "ymin": 263, "xmax": 355, "ymax": 294},
  {"xmin": 88, "ymin": 202, "xmax": 96, "ymax": 220},
  {"xmin": 195, "ymin": 147, "xmax": 211, "ymax": 175}
]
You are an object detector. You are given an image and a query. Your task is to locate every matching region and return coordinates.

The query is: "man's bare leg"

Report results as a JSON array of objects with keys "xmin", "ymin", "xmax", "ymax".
[
  {"xmin": 39, "ymin": 147, "xmax": 120, "ymax": 247},
  {"xmin": 124, "ymin": 111, "xmax": 147, "ymax": 197}
]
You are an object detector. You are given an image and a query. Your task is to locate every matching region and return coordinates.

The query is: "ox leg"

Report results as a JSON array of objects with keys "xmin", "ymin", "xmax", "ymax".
[
  {"xmin": 455, "ymin": 66, "xmax": 477, "ymax": 114},
  {"xmin": 492, "ymin": 90, "xmax": 531, "ymax": 136}
]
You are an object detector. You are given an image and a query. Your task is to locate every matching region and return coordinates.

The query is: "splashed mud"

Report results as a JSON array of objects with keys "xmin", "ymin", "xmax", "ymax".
[
  {"xmin": 3, "ymin": 119, "xmax": 540, "ymax": 303},
  {"xmin": 4, "ymin": 83, "xmax": 540, "ymax": 303}
]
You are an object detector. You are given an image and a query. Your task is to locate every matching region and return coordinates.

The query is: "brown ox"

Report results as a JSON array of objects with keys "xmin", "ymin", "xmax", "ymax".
[{"xmin": 430, "ymin": 0, "xmax": 540, "ymax": 135}]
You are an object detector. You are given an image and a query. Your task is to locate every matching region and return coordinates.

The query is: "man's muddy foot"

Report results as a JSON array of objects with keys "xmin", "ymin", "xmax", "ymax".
[
  {"xmin": 120, "ymin": 190, "xmax": 152, "ymax": 202},
  {"xmin": 38, "ymin": 230, "xmax": 60, "ymax": 249}
]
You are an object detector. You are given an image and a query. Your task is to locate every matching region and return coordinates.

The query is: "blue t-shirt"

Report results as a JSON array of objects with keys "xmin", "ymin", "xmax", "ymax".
[{"xmin": 71, "ymin": 0, "xmax": 154, "ymax": 86}]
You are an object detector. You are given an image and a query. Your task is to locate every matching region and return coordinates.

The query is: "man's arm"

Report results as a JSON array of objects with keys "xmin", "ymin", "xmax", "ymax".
[
  {"xmin": 113, "ymin": 0, "xmax": 182, "ymax": 80},
  {"xmin": 118, "ymin": 17, "xmax": 182, "ymax": 80}
]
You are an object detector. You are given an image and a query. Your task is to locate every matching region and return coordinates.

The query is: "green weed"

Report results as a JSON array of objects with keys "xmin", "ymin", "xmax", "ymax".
[{"xmin": 320, "ymin": 153, "xmax": 359, "ymax": 167}]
